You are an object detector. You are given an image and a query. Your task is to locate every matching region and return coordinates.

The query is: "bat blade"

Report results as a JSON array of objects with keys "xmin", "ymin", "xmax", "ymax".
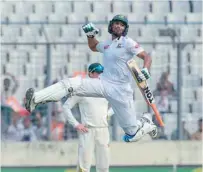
[{"xmin": 127, "ymin": 59, "xmax": 164, "ymax": 127}]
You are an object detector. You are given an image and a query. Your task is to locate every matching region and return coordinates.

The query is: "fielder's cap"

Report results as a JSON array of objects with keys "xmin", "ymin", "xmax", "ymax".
[{"xmin": 88, "ymin": 63, "xmax": 104, "ymax": 73}]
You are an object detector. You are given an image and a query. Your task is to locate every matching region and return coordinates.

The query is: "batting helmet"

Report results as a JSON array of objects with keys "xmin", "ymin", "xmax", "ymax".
[
  {"xmin": 108, "ymin": 15, "xmax": 129, "ymax": 36},
  {"xmin": 88, "ymin": 63, "xmax": 104, "ymax": 74}
]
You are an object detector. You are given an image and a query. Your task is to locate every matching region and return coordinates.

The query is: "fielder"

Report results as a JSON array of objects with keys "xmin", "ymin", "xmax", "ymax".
[
  {"xmin": 25, "ymin": 14, "xmax": 157, "ymax": 142},
  {"xmin": 63, "ymin": 63, "xmax": 111, "ymax": 172}
]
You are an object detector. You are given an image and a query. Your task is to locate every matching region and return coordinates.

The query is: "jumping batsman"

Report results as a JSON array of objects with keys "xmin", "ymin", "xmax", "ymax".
[
  {"xmin": 63, "ymin": 63, "xmax": 111, "ymax": 172},
  {"xmin": 25, "ymin": 15, "xmax": 157, "ymax": 142}
]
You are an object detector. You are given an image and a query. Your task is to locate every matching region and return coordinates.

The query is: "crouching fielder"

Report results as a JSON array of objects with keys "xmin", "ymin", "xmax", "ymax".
[
  {"xmin": 63, "ymin": 63, "xmax": 111, "ymax": 172},
  {"xmin": 25, "ymin": 14, "xmax": 157, "ymax": 143}
]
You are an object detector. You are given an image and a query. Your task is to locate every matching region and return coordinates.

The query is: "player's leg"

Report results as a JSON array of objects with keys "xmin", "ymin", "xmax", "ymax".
[
  {"xmin": 100, "ymin": 80, "xmax": 156, "ymax": 142},
  {"xmin": 77, "ymin": 129, "xmax": 95, "ymax": 172},
  {"xmin": 95, "ymin": 128, "xmax": 110, "ymax": 172},
  {"xmin": 25, "ymin": 77, "xmax": 105, "ymax": 112},
  {"xmin": 108, "ymin": 97, "xmax": 157, "ymax": 142}
]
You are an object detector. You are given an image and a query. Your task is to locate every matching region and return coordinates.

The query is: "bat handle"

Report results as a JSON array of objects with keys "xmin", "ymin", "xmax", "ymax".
[{"xmin": 151, "ymin": 104, "xmax": 164, "ymax": 127}]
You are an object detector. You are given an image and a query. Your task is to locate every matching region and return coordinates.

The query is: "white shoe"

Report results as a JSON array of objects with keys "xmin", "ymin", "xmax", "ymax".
[
  {"xmin": 140, "ymin": 113, "xmax": 158, "ymax": 138},
  {"xmin": 123, "ymin": 113, "xmax": 158, "ymax": 142},
  {"xmin": 125, "ymin": 122, "xmax": 152, "ymax": 142},
  {"xmin": 140, "ymin": 113, "xmax": 153, "ymax": 124}
]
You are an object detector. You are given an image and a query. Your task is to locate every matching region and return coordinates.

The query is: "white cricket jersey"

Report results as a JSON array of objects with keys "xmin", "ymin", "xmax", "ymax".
[
  {"xmin": 96, "ymin": 36, "xmax": 144, "ymax": 84},
  {"xmin": 63, "ymin": 96, "xmax": 110, "ymax": 127}
]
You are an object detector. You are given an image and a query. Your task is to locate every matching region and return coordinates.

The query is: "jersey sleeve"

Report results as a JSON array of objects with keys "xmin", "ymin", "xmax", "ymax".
[
  {"xmin": 62, "ymin": 96, "xmax": 82, "ymax": 127},
  {"xmin": 96, "ymin": 41, "xmax": 108, "ymax": 53},
  {"xmin": 126, "ymin": 38, "xmax": 144, "ymax": 56}
]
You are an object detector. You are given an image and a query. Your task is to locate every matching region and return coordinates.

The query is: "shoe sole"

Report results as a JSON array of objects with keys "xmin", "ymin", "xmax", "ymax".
[{"xmin": 25, "ymin": 88, "xmax": 34, "ymax": 112}]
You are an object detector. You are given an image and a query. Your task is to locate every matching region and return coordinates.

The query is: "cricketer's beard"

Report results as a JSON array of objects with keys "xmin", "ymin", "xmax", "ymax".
[
  {"xmin": 111, "ymin": 26, "xmax": 125, "ymax": 38},
  {"xmin": 112, "ymin": 31, "xmax": 126, "ymax": 41}
]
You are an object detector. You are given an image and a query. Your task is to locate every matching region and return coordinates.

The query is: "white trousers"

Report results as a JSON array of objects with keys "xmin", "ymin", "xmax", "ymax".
[
  {"xmin": 34, "ymin": 77, "xmax": 140, "ymax": 135},
  {"xmin": 77, "ymin": 127, "xmax": 110, "ymax": 172}
]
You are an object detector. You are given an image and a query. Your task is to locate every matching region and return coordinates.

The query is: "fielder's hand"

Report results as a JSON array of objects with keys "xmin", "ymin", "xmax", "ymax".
[
  {"xmin": 137, "ymin": 68, "xmax": 151, "ymax": 83},
  {"xmin": 82, "ymin": 23, "xmax": 99, "ymax": 38},
  {"xmin": 75, "ymin": 124, "xmax": 88, "ymax": 133}
]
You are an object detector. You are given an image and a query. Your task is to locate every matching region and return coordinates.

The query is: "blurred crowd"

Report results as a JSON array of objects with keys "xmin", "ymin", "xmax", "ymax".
[
  {"xmin": 1, "ymin": 72, "xmax": 202, "ymax": 142},
  {"xmin": 153, "ymin": 71, "xmax": 202, "ymax": 141},
  {"xmin": 1, "ymin": 73, "xmax": 78, "ymax": 142},
  {"xmin": 1, "ymin": 105, "xmax": 79, "ymax": 142},
  {"xmin": 153, "ymin": 71, "xmax": 177, "ymax": 114}
]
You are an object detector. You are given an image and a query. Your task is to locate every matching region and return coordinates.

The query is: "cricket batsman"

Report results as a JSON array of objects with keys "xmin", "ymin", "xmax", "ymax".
[
  {"xmin": 63, "ymin": 63, "xmax": 111, "ymax": 172},
  {"xmin": 25, "ymin": 14, "xmax": 157, "ymax": 142}
]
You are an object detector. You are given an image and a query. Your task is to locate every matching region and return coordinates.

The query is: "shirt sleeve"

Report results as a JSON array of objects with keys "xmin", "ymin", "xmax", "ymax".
[
  {"xmin": 63, "ymin": 96, "xmax": 82, "ymax": 127},
  {"xmin": 96, "ymin": 41, "xmax": 106, "ymax": 53},
  {"xmin": 126, "ymin": 38, "xmax": 144, "ymax": 56}
]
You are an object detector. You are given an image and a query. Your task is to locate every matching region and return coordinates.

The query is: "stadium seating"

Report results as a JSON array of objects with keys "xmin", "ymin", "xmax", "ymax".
[
  {"xmin": 112, "ymin": 1, "xmax": 132, "ymax": 14},
  {"xmin": 146, "ymin": 13, "xmax": 166, "ymax": 24},
  {"xmin": 44, "ymin": 25, "xmax": 61, "ymax": 42},
  {"xmin": 186, "ymin": 13, "xmax": 202, "ymax": 23},
  {"xmin": 195, "ymin": 87, "xmax": 203, "ymax": 101},
  {"xmin": 92, "ymin": 1, "xmax": 112, "ymax": 19},
  {"xmin": 151, "ymin": 1, "xmax": 170, "ymax": 14},
  {"xmin": 192, "ymin": 0, "xmax": 202, "ymax": 12},
  {"xmin": 132, "ymin": 1, "xmax": 150, "ymax": 16},
  {"xmin": 127, "ymin": 13, "xmax": 146, "ymax": 24},
  {"xmin": 166, "ymin": 13, "xmax": 186, "ymax": 24},
  {"xmin": 171, "ymin": 1, "xmax": 190, "ymax": 14}
]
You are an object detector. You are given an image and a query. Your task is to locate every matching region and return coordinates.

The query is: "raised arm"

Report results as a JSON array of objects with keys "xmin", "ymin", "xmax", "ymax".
[
  {"xmin": 87, "ymin": 37, "xmax": 99, "ymax": 52},
  {"xmin": 82, "ymin": 23, "xmax": 100, "ymax": 52}
]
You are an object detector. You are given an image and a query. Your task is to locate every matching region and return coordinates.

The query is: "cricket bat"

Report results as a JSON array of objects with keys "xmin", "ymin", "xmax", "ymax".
[{"xmin": 127, "ymin": 59, "xmax": 164, "ymax": 127}]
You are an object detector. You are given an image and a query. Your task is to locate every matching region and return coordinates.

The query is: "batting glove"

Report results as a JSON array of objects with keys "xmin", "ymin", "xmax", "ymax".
[
  {"xmin": 137, "ymin": 68, "xmax": 151, "ymax": 83},
  {"xmin": 82, "ymin": 23, "xmax": 99, "ymax": 38}
]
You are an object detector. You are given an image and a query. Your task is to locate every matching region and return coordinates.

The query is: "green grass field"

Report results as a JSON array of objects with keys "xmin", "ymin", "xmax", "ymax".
[{"xmin": 1, "ymin": 165, "xmax": 202, "ymax": 172}]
